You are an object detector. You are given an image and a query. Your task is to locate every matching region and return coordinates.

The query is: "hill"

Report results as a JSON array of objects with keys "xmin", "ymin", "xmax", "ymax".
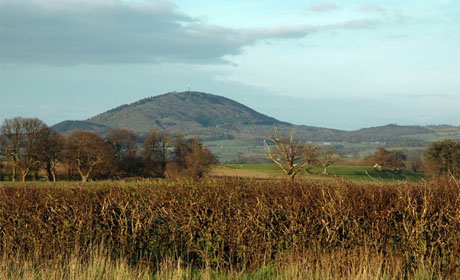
[
  {"xmin": 51, "ymin": 91, "xmax": 460, "ymax": 162},
  {"xmin": 85, "ymin": 91, "xmax": 290, "ymax": 139},
  {"xmin": 51, "ymin": 120, "xmax": 112, "ymax": 136}
]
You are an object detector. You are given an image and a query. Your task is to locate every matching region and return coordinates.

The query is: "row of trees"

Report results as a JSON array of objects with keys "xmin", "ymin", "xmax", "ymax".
[
  {"xmin": 0, "ymin": 117, "xmax": 216, "ymax": 182},
  {"xmin": 265, "ymin": 129, "xmax": 460, "ymax": 181}
]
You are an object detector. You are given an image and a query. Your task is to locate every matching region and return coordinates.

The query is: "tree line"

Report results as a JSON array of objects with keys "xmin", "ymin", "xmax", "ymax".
[
  {"xmin": 0, "ymin": 117, "xmax": 216, "ymax": 182},
  {"xmin": 266, "ymin": 130, "xmax": 460, "ymax": 181},
  {"xmin": 1, "ymin": 117, "xmax": 458, "ymax": 182}
]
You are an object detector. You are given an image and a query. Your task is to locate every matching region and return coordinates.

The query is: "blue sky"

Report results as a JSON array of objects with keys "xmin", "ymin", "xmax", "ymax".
[{"xmin": 0, "ymin": 0, "xmax": 459, "ymax": 130}]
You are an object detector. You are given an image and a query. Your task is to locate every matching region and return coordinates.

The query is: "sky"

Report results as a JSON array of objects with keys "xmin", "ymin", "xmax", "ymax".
[{"xmin": 0, "ymin": 0, "xmax": 459, "ymax": 130}]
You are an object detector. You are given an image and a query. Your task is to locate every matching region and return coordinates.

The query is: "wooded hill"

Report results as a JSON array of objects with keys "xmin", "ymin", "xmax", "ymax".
[{"xmin": 52, "ymin": 91, "xmax": 460, "ymax": 146}]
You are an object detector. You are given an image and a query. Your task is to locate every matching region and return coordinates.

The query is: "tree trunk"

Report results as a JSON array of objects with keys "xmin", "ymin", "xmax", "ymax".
[
  {"xmin": 46, "ymin": 161, "xmax": 53, "ymax": 181},
  {"xmin": 21, "ymin": 171, "xmax": 27, "ymax": 182},
  {"xmin": 11, "ymin": 161, "xmax": 17, "ymax": 182},
  {"xmin": 81, "ymin": 175, "xmax": 89, "ymax": 182},
  {"xmin": 11, "ymin": 166, "xmax": 16, "ymax": 182},
  {"xmin": 19, "ymin": 167, "xmax": 30, "ymax": 182},
  {"xmin": 323, "ymin": 166, "xmax": 329, "ymax": 175}
]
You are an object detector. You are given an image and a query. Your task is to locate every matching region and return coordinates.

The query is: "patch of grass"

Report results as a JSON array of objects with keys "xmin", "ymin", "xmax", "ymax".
[
  {"xmin": 220, "ymin": 163, "xmax": 280, "ymax": 173},
  {"xmin": 215, "ymin": 164, "xmax": 425, "ymax": 182}
]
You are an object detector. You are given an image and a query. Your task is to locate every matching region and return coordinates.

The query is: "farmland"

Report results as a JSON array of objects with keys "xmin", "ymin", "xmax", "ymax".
[
  {"xmin": 212, "ymin": 164, "xmax": 425, "ymax": 182},
  {"xmin": 1, "ymin": 177, "xmax": 459, "ymax": 279}
]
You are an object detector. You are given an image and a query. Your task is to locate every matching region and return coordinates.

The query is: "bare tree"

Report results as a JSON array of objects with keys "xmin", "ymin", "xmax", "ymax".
[
  {"xmin": 166, "ymin": 135, "xmax": 217, "ymax": 178},
  {"xmin": 143, "ymin": 129, "xmax": 170, "ymax": 177},
  {"xmin": 38, "ymin": 129, "xmax": 65, "ymax": 182},
  {"xmin": 172, "ymin": 132, "xmax": 187, "ymax": 169},
  {"xmin": 0, "ymin": 118, "xmax": 23, "ymax": 181},
  {"xmin": 65, "ymin": 131, "xmax": 114, "ymax": 182},
  {"xmin": 18, "ymin": 118, "xmax": 49, "ymax": 181},
  {"xmin": 318, "ymin": 147, "xmax": 341, "ymax": 175},
  {"xmin": 183, "ymin": 136, "xmax": 217, "ymax": 177},
  {"xmin": 265, "ymin": 129, "xmax": 310, "ymax": 182},
  {"xmin": 106, "ymin": 129, "xmax": 138, "ymax": 178},
  {"xmin": 0, "ymin": 117, "xmax": 49, "ymax": 181},
  {"xmin": 303, "ymin": 142, "xmax": 319, "ymax": 173}
]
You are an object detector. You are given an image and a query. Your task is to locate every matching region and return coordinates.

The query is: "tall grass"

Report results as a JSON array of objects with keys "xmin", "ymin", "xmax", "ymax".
[{"xmin": 0, "ymin": 177, "xmax": 459, "ymax": 278}]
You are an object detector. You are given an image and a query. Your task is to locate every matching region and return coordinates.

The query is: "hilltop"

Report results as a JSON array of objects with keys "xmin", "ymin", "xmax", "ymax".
[{"xmin": 53, "ymin": 91, "xmax": 343, "ymax": 141}]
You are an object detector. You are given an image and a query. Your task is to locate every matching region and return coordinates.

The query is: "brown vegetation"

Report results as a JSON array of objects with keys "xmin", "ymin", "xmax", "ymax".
[
  {"xmin": 0, "ymin": 117, "xmax": 217, "ymax": 181},
  {"xmin": 1, "ymin": 177, "xmax": 459, "ymax": 278},
  {"xmin": 366, "ymin": 147, "xmax": 407, "ymax": 171}
]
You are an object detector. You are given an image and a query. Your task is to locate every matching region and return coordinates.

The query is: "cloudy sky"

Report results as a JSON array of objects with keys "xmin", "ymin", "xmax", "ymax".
[{"xmin": 1, "ymin": 0, "xmax": 459, "ymax": 130}]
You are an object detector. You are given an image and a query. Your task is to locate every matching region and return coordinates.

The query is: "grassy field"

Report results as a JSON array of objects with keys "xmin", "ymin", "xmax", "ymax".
[
  {"xmin": 213, "ymin": 163, "xmax": 425, "ymax": 182},
  {"xmin": 204, "ymin": 125, "xmax": 460, "ymax": 163},
  {"xmin": 1, "ymin": 177, "xmax": 459, "ymax": 279}
]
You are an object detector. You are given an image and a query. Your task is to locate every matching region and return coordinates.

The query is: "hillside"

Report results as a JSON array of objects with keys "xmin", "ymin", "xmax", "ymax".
[
  {"xmin": 51, "ymin": 120, "xmax": 112, "ymax": 136},
  {"xmin": 51, "ymin": 91, "xmax": 459, "ymax": 148},
  {"xmin": 85, "ymin": 91, "xmax": 293, "ymax": 139}
]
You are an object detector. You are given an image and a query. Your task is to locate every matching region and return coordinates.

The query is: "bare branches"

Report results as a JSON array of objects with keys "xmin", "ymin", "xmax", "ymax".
[
  {"xmin": 265, "ymin": 129, "xmax": 311, "ymax": 181},
  {"xmin": 66, "ymin": 131, "xmax": 114, "ymax": 182}
]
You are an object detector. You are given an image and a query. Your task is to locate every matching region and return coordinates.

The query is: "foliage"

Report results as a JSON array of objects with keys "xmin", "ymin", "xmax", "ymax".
[{"xmin": 424, "ymin": 139, "xmax": 460, "ymax": 178}]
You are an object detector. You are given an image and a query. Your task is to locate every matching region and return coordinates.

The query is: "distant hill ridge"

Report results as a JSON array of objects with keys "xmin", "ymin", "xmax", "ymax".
[{"xmin": 51, "ymin": 91, "xmax": 460, "ymax": 144}]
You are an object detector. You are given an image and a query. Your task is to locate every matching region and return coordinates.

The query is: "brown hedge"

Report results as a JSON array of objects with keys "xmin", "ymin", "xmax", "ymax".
[{"xmin": 0, "ymin": 178, "xmax": 459, "ymax": 275}]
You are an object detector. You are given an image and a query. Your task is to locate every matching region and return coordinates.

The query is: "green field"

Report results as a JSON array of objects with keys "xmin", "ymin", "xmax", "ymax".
[
  {"xmin": 217, "ymin": 163, "xmax": 425, "ymax": 182},
  {"xmin": 204, "ymin": 125, "xmax": 460, "ymax": 163}
]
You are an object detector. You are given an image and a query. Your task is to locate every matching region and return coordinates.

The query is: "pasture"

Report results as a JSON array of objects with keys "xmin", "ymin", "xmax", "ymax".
[{"xmin": 212, "ymin": 163, "xmax": 425, "ymax": 182}]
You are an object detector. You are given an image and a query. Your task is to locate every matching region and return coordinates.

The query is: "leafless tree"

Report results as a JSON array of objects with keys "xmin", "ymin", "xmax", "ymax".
[
  {"xmin": 107, "ymin": 129, "xmax": 137, "ymax": 160},
  {"xmin": 0, "ymin": 117, "xmax": 23, "ymax": 181},
  {"xmin": 107, "ymin": 129, "xmax": 138, "ymax": 178},
  {"xmin": 166, "ymin": 135, "xmax": 217, "ymax": 178},
  {"xmin": 303, "ymin": 142, "xmax": 319, "ymax": 173},
  {"xmin": 65, "ymin": 131, "xmax": 114, "ymax": 182},
  {"xmin": 38, "ymin": 129, "xmax": 65, "ymax": 182},
  {"xmin": 318, "ymin": 147, "xmax": 341, "ymax": 175},
  {"xmin": 0, "ymin": 117, "xmax": 49, "ymax": 181},
  {"xmin": 18, "ymin": 118, "xmax": 49, "ymax": 181},
  {"xmin": 183, "ymin": 136, "xmax": 217, "ymax": 177},
  {"xmin": 265, "ymin": 129, "xmax": 311, "ymax": 182},
  {"xmin": 143, "ymin": 128, "xmax": 170, "ymax": 177}
]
